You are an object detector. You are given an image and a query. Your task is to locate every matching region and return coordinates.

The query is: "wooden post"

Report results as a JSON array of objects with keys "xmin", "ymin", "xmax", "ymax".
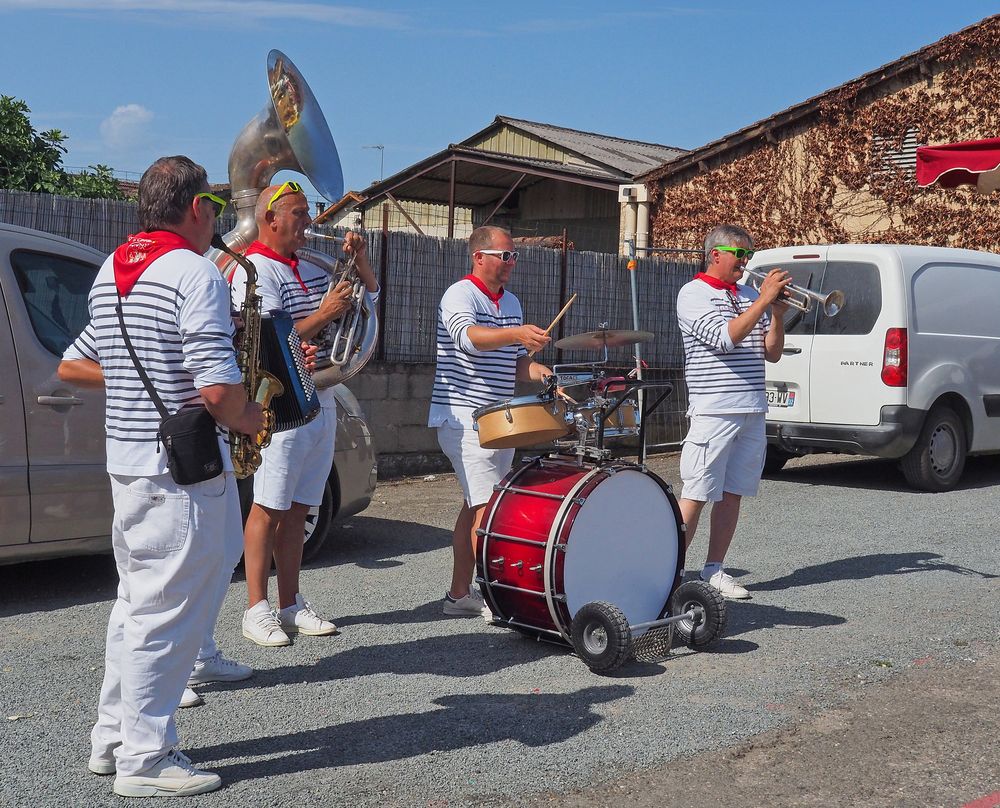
[
  {"xmin": 557, "ymin": 227, "xmax": 569, "ymax": 363},
  {"xmin": 376, "ymin": 203, "xmax": 389, "ymax": 361},
  {"xmin": 447, "ymin": 160, "xmax": 456, "ymax": 240}
]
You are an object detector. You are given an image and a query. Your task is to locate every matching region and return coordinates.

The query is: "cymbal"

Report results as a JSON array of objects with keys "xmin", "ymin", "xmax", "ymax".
[{"xmin": 555, "ymin": 329, "xmax": 655, "ymax": 350}]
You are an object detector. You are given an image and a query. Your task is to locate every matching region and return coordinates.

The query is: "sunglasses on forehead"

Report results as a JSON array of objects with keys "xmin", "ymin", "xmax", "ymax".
[
  {"xmin": 714, "ymin": 245, "xmax": 755, "ymax": 260},
  {"xmin": 266, "ymin": 180, "xmax": 304, "ymax": 211},
  {"xmin": 194, "ymin": 192, "xmax": 227, "ymax": 219},
  {"xmin": 477, "ymin": 249, "xmax": 519, "ymax": 263}
]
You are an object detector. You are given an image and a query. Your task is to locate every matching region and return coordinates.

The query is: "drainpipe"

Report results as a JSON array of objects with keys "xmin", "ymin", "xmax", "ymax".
[
  {"xmin": 634, "ymin": 184, "xmax": 650, "ymax": 256},
  {"xmin": 620, "ymin": 184, "xmax": 638, "ymax": 256}
]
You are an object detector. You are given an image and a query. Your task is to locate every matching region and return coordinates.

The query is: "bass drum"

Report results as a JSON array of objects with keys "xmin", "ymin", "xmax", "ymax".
[{"xmin": 476, "ymin": 455, "xmax": 684, "ymax": 643}]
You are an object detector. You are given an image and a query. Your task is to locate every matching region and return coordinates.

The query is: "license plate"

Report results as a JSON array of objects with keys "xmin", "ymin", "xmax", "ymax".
[{"xmin": 766, "ymin": 388, "xmax": 795, "ymax": 408}]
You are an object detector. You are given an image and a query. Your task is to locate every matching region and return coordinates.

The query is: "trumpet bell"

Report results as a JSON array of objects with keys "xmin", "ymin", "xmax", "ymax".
[
  {"xmin": 743, "ymin": 267, "xmax": 845, "ymax": 318},
  {"xmin": 823, "ymin": 290, "xmax": 845, "ymax": 318}
]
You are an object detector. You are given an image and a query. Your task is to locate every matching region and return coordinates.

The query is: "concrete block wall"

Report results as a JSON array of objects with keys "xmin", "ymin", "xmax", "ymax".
[
  {"xmin": 346, "ymin": 361, "xmax": 451, "ymax": 479},
  {"xmin": 346, "ymin": 361, "xmax": 550, "ymax": 479}
]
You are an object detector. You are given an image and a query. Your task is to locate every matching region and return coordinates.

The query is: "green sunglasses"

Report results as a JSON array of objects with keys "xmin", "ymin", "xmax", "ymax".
[
  {"xmin": 195, "ymin": 192, "xmax": 227, "ymax": 219},
  {"xmin": 714, "ymin": 245, "xmax": 755, "ymax": 260},
  {"xmin": 267, "ymin": 180, "xmax": 304, "ymax": 211}
]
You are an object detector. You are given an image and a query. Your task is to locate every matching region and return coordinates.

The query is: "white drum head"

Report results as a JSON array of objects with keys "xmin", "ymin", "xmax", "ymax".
[{"xmin": 561, "ymin": 470, "xmax": 679, "ymax": 634}]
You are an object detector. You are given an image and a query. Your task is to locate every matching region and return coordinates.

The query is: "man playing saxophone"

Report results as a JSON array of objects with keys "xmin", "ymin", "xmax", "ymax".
[
  {"xmin": 229, "ymin": 180, "xmax": 379, "ymax": 647},
  {"xmin": 58, "ymin": 156, "xmax": 265, "ymax": 796}
]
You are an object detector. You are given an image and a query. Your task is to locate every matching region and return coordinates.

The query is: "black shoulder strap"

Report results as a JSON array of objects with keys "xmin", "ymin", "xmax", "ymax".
[{"xmin": 116, "ymin": 292, "xmax": 170, "ymax": 420}]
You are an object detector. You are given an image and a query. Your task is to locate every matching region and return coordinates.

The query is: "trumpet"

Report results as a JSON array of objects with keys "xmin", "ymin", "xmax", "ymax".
[{"xmin": 742, "ymin": 267, "xmax": 845, "ymax": 317}]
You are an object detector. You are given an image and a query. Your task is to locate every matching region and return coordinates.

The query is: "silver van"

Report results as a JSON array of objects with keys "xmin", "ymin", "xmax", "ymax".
[
  {"xmin": 0, "ymin": 222, "xmax": 376, "ymax": 565},
  {"xmin": 749, "ymin": 244, "xmax": 1000, "ymax": 491}
]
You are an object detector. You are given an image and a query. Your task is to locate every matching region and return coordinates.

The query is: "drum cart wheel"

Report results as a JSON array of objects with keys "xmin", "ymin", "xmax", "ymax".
[
  {"xmin": 669, "ymin": 581, "xmax": 727, "ymax": 648},
  {"xmin": 571, "ymin": 601, "xmax": 633, "ymax": 673}
]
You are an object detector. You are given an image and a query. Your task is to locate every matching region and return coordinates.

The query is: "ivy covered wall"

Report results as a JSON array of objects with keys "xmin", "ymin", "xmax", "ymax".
[{"xmin": 649, "ymin": 18, "xmax": 1000, "ymax": 252}]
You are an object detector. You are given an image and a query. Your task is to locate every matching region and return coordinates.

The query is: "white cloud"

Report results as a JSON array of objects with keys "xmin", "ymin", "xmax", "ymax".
[
  {"xmin": 99, "ymin": 104, "xmax": 154, "ymax": 149},
  {"xmin": 0, "ymin": 0, "xmax": 406, "ymax": 28}
]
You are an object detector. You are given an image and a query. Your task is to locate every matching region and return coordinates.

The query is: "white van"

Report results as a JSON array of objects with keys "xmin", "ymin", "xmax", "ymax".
[{"xmin": 747, "ymin": 244, "xmax": 1000, "ymax": 492}]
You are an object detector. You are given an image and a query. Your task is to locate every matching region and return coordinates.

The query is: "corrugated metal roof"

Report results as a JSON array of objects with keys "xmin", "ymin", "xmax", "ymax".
[{"xmin": 463, "ymin": 116, "xmax": 687, "ymax": 179}]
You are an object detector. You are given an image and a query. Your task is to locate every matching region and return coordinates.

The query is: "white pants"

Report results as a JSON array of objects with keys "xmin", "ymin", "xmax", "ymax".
[
  {"xmin": 437, "ymin": 423, "xmax": 514, "ymax": 507},
  {"xmin": 680, "ymin": 412, "xmax": 767, "ymax": 502},
  {"xmin": 253, "ymin": 405, "xmax": 336, "ymax": 510},
  {"xmin": 90, "ymin": 472, "xmax": 243, "ymax": 777}
]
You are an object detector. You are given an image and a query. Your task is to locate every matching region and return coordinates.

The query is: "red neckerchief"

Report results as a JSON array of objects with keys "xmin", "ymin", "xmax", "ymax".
[
  {"xmin": 463, "ymin": 274, "xmax": 504, "ymax": 310},
  {"xmin": 694, "ymin": 271, "xmax": 739, "ymax": 293},
  {"xmin": 113, "ymin": 231, "xmax": 197, "ymax": 297},
  {"xmin": 245, "ymin": 241, "xmax": 308, "ymax": 293}
]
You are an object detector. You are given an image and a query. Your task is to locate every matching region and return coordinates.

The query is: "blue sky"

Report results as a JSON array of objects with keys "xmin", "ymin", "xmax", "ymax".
[{"xmin": 1, "ymin": 1, "xmax": 997, "ymax": 202}]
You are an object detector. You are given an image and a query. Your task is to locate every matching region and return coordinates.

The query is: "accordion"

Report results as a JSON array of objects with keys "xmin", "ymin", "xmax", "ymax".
[{"xmin": 260, "ymin": 310, "xmax": 321, "ymax": 432}]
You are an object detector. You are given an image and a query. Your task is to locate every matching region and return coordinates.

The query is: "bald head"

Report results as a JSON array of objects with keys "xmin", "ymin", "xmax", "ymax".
[{"xmin": 254, "ymin": 182, "xmax": 311, "ymax": 256}]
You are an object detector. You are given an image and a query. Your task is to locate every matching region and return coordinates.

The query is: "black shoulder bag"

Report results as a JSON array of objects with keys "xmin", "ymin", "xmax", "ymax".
[{"xmin": 116, "ymin": 295, "xmax": 224, "ymax": 485}]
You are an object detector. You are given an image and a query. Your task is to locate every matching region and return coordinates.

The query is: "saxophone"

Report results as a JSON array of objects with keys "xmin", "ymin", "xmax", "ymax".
[{"xmin": 211, "ymin": 234, "xmax": 283, "ymax": 479}]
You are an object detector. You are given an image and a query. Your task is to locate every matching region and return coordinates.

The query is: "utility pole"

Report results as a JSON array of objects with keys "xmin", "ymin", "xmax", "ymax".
[{"xmin": 362, "ymin": 144, "xmax": 385, "ymax": 182}]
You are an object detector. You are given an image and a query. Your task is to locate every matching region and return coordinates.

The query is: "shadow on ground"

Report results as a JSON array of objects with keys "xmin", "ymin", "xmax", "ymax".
[{"xmin": 191, "ymin": 685, "xmax": 634, "ymax": 783}]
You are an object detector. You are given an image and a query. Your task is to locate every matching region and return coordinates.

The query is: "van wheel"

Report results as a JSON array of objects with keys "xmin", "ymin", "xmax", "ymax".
[
  {"xmin": 301, "ymin": 480, "xmax": 334, "ymax": 563},
  {"xmin": 763, "ymin": 446, "xmax": 794, "ymax": 474},
  {"xmin": 236, "ymin": 476, "xmax": 334, "ymax": 564},
  {"xmin": 900, "ymin": 406, "xmax": 966, "ymax": 492}
]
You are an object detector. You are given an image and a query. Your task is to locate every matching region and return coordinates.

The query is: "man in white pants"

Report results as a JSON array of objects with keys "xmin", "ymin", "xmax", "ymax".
[
  {"xmin": 59, "ymin": 156, "xmax": 265, "ymax": 797},
  {"xmin": 675, "ymin": 224, "xmax": 790, "ymax": 600},
  {"xmin": 428, "ymin": 226, "xmax": 552, "ymax": 616},
  {"xmin": 230, "ymin": 181, "xmax": 379, "ymax": 647}
]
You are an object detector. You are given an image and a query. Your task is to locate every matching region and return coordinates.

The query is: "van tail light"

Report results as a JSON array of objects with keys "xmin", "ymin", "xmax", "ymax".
[{"xmin": 881, "ymin": 328, "xmax": 907, "ymax": 386}]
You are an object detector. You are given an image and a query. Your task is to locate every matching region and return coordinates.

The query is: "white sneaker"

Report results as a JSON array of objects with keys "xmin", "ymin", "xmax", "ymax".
[
  {"xmin": 279, "ymin": 593, "xmax": 337, "ymax": 636},
  {"xmin": 242, "ymin": 601, "xmax": 291, "ymax": 647},
  {"xmin": 113, "ymin": 749, "xmax": 221, "ymax": 797},
  {"xmin": 443, "ymin": 588, "xmax": 488, "ymax": 616},
  {"xmin": 88, "ymin": 742, "xmax": 120, "ymax": 776},
  {"xmin": 187, "ymin": 652, "xmax": 253, "ymax": 686},
  {"xmin": 704, "ymin": 570, "xmax": 751, "ymax": 600},
  {"xmin": 178, "ymin": 687, "xmax": 203, "ymax": 709}
]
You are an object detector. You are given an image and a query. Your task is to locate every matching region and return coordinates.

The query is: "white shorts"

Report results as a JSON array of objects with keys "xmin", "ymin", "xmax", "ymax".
[
  {"xmin": 679, "ymin": 412, "xmax": 766, "ymax": 502},
  {"xmin": 253, "ymin": 406, "xmax": 336, "ymax": 510},
  {"xmin": 437, "ymin": 423, "xmax": 514, "ymax": 508}
]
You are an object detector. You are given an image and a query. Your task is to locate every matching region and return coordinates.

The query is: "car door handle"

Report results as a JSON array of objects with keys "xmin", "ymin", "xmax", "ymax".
[
  {"xmin": 38, "ymin": 395, "xmax": 84, "ymax": 406},
  {"xmin": 782, "ymin": 347, "xmax": 802, "ymax": 355}
]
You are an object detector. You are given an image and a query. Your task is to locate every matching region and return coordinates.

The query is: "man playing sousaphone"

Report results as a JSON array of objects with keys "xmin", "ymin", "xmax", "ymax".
[
  {"xmin": 229, "ymin": 180, "xmax": 379, "ymax": 646},
  {"xmin": 428, "ymin": 226, "xmax": 552, "ymax": 618}
]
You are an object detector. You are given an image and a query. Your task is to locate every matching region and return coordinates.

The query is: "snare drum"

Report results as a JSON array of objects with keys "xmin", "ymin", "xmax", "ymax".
[
  {"xmin": 575, "ymin": 398, "xmax": 640, "ymax": 438},
  {"xmin": 473, "ymin": 394, "xmax": 571, "ymax": 449},
  {"xmin": 476, "ymin": 455, "xmax": 684, "ymax": 643}
]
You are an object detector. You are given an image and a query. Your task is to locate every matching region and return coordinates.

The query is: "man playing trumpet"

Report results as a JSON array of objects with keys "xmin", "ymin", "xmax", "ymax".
[{"xmin": 676, "ymin": 224, "xmax": 791, "ymax": 600}]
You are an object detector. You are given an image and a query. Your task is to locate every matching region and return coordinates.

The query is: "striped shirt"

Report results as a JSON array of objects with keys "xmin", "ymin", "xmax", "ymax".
[
  {"xmin": 230, "ymin": 252, "xmax": 381, "ymax": 410},
  {"xmin": 428, "ymin": 278, "xmax": 527, "ymax": 427},
  {"xmin": 63, "ymin": 249, "xmax": 243, "ymax": 476},
  {"xmin": 676, "ymin": 279, "xmax": 770, "ymax": 415}
]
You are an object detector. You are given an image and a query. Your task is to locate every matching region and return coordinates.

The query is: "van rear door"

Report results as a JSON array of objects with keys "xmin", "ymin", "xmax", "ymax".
[
  {"xmin": 809, "ymin": 247, "xmax": 899, "ymax": 426},
  {"xmin": 750, "ymin": 247, "xmax": 828, "ymax": 424},
  {"xmin": 0, "ymin": 285, "xmax": 29, "ymax": 547}
]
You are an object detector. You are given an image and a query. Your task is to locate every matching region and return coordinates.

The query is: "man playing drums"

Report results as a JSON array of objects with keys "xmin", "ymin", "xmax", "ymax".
[{"xmin": 429, "ymin": 226, "xmax": 552, "ymax": 617}]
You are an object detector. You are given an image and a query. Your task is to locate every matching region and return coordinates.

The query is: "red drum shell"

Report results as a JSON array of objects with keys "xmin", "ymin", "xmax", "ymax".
[{"xmin": 477, "ymin": 456, "xmax": 683, "ymax": 642}]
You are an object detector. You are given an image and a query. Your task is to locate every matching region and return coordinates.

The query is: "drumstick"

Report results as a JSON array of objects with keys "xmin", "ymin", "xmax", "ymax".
[{"xmin": 528, "ymin": 293, "xmax": 577, "ymax": 357}]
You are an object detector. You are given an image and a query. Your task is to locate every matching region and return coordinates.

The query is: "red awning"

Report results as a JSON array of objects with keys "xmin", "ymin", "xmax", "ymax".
[{"xmin": 916, "ymin": 137, "xmax": 1000, "ymax": 192}]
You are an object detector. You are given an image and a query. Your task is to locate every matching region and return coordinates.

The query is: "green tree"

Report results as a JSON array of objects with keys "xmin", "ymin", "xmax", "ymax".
[{"xmin": 0, "ymin": 95, "xmax": 125, "ymax": 199}]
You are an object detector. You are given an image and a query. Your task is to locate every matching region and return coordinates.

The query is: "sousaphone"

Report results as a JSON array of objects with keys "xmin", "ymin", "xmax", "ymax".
[{"xmin": 210, "ymin": 49, "xmax": 378, "ymax": 388}]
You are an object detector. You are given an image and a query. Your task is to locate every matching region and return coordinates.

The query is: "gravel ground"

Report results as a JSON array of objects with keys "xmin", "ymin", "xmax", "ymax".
[{"xmin": 1, "ymin": 451, "xmax": 998, "ymax": 807}]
